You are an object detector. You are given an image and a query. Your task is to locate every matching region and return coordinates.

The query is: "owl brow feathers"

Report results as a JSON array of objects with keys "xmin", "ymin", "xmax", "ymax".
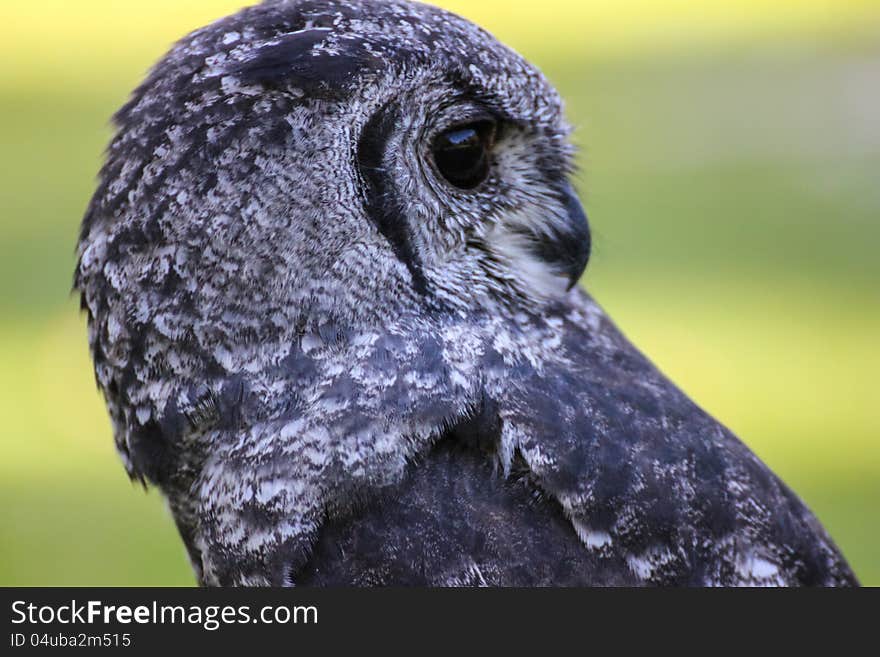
[
  {"xmin": 229, "ymin": 27, "xmax": 424, "ymax": 99},
  {"xmin": 227, "ymin": 23, "xmax": 491, "ymax": 105},
  {"xmin": 230, "ymin": 28, "xmax": 375, "ymax": 97}
]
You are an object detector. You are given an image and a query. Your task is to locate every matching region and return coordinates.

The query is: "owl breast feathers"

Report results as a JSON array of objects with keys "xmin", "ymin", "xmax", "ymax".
[{"xmin": 74, "ymin": 0, "xmax": 856, "ymax": 586}]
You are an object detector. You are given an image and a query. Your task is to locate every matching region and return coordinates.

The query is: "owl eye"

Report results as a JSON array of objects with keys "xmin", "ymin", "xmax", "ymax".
[{"xmin": 431, "ymin": 120, "xmax": 496, "ymax": 190}]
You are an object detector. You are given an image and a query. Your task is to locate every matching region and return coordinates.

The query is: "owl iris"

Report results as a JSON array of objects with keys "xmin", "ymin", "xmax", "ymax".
[{"xmin": 431, "ymin": 121, "xmax": 496, "ymax": 189}]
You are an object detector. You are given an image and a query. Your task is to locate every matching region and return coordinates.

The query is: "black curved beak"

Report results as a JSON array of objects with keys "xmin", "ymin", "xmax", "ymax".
[
  {"xmin": 533, "ymin": 183, "xmax": 591, "ymax": 290},
  {"xmin": 560, "ymin": 184, "xmax": 591, "ymax": 289}
]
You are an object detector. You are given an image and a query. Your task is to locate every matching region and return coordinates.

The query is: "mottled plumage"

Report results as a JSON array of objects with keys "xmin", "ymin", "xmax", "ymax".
[{"xmin": 75, "ymin": 0, "xmax": 856, "ymax": 586}]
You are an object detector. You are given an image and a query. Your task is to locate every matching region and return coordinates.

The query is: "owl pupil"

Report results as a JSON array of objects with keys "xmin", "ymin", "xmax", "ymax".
[{"xmin": 432, "ymin": 121, "xmax": 495, "ymax": 190}]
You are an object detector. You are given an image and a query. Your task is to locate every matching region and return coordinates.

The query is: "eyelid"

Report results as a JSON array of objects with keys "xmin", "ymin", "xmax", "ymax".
[{"xmin": 433, "ymin": 100, "xmax": 501, "ymax": 134}]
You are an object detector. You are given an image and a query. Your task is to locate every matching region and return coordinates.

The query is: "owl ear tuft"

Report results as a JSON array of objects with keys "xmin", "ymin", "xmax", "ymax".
[{"xmin": 230, "ymin": 28, "xmax": 379, "ymax": 98}]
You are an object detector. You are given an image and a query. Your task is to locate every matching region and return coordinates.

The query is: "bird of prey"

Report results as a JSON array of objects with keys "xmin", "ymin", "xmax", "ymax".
[{"xmin": 74, "ymin": 0, "xmax": 857, "ymax": 586}]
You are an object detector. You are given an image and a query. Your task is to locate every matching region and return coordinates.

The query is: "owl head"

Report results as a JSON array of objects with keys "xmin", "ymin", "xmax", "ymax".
[
  {"xmin": 75, "ymin": 0, "xmax": 591, "ymax": 482},
  {"xmin": 78, "ymin": 0, "xmax": 590, "ymax": 332}
]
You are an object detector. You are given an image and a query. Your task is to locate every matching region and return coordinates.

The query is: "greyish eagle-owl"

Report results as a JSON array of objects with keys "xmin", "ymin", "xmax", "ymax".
[{"xmin": 74, "ymin": 0, "xmax": 857, "ymax": 586}]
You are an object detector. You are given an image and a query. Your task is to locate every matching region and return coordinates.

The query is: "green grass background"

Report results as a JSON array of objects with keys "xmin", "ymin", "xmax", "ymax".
[{"xmin": 1, "ymin": 0, "xmax": 877, "ymax": 585}]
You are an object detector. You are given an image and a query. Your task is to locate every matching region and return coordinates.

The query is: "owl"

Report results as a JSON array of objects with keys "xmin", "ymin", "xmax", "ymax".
[{"xmin": 74, "ymin": 0, "xmax": 857, "ymax": 586}]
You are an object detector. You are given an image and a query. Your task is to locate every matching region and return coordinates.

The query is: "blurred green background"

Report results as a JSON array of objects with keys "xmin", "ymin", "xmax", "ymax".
[{"xmin": 1, "ymin": 0, "xmax": 878, "ymax": 586}]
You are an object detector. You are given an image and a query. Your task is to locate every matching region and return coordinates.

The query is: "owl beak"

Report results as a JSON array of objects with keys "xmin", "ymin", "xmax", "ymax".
[{"xmin": 554, "ymin": 183, "xmax": 591, "ymax": 290}]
